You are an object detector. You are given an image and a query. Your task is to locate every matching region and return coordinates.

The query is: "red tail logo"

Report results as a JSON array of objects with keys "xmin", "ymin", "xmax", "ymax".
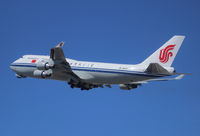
[{"xmin": 159, "ymin": 45, "xmax": 176, "ymax": 63}]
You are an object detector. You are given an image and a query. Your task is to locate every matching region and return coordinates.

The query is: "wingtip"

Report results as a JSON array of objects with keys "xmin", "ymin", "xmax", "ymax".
[
  {"xmin": 55, "ymin": 41, "xmax": 65, "ymax": 48},
  {"xmin": 173, "ymin": 35, "xmax": 186, "ymax": 38}
]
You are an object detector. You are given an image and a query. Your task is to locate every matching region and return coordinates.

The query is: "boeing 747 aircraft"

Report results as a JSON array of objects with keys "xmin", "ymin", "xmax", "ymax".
[{"xmin": 10, "ymin": 36, "xmax": 186, "ymax": 90}]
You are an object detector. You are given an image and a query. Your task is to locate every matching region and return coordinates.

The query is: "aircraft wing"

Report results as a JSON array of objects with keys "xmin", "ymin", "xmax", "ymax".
[
  {"xmin": 50, "ymin": 42, "xmax": 81, "ymax": 82},
  {"xmin": 50, "ymin": 42, "xmax": 99, "ymax": 90}
]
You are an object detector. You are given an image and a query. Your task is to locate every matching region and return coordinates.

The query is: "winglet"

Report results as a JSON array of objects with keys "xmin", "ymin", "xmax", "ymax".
[
  {"xmin": 50, "ymin": 41, "xmax": 65, "ymax": 60},
  {"xmin": 55, "ymin": 41, "xmax": 64, "ymax": 48}
]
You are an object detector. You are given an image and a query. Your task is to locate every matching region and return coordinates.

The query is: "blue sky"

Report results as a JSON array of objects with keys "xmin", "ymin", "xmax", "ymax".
[{"xmin": 0, "ymin": 0, "xmax": 200, "ymax": 136}]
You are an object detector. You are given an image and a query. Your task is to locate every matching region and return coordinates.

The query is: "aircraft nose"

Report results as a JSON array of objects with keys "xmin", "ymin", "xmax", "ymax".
[
  {"xmin": 10, "ymin": 59, "xmax": 27, "ymax": 78},
  {"xmin": 10, "ymin": 59, "xmax": 19, "ymax": 72},
  {"xmin": 10, "ymin": 62, "xmax": 15, "ymax": 71}
]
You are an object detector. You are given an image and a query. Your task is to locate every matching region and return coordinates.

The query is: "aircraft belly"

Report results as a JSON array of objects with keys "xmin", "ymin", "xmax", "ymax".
[{"xmin": 73, "ymin": 70, "xmax": 154, "ymax": 84}]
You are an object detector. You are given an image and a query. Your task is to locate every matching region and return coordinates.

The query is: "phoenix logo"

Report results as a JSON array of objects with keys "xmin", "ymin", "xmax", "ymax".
[{"xmin": 159, "ymin": 45, "xmax": 176, "ymax": 63}]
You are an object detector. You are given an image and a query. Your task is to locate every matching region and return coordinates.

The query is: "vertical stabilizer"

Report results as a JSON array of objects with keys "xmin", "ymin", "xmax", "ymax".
[{"xmin": 140, "ymin": 35, "xmax": 185, "ymax": 67}]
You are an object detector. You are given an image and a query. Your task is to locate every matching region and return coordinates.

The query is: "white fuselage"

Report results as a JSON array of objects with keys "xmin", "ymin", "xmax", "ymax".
[
  {"xmin": 10, "ymin": 55, "xmax": 165, "ymax": 85},
  {"xmin": 9, "ymin": 36, "xmax": 185, "ymax": 90}
]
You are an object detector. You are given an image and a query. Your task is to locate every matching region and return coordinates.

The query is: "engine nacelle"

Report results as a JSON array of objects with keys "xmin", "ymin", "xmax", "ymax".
[
  {"xmin": 36, "ymin": 59, "xmax": 54, "ymax": 70},
  {"xmin": 33, "ymin": 69, "xmax": 53, "ymax": 78},
  {"xmin": 119, "ymin": 84, "xmax": 138, "ymax": 90}
]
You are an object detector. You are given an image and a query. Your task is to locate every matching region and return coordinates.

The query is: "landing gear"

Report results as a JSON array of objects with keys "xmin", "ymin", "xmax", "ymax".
[
  {"xmin": 67, "ymin": 79, "xmax": 95, "ymax": 90},
  {"xmin": 70, "ymin": 85, "xmax": 74, "ymax": 88}
]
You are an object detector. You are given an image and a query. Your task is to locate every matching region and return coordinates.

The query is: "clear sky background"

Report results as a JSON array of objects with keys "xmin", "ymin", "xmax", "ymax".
[{"xmin": 0, "ymin": 0, "xmax": 200, "ymax": 136}]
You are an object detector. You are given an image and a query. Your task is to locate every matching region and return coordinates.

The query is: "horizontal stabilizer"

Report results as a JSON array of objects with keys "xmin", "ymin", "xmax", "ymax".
[
  {"xmin": 145, "ymin": 63, "xmax": 171, "ymax": 75},
  {"xmin": 174, "ymin": 74, "xmax": 185, "ymax": 80},
  {"xmin": 130, "ymin": 74, "xmax": 185, "ymax": 84}
]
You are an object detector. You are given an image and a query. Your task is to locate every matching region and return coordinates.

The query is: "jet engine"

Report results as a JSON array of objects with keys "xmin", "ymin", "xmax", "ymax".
[
  {"xmin": 36, "ymin": 59, "xmax": 54, "ymax": 70},
  {"xmin": 119, "ymin": 84, "xmax": 138, "ymax": 90},
  {"xmin": 33, "ymin": 69, "xmax": 53, "ymax": 78}
]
